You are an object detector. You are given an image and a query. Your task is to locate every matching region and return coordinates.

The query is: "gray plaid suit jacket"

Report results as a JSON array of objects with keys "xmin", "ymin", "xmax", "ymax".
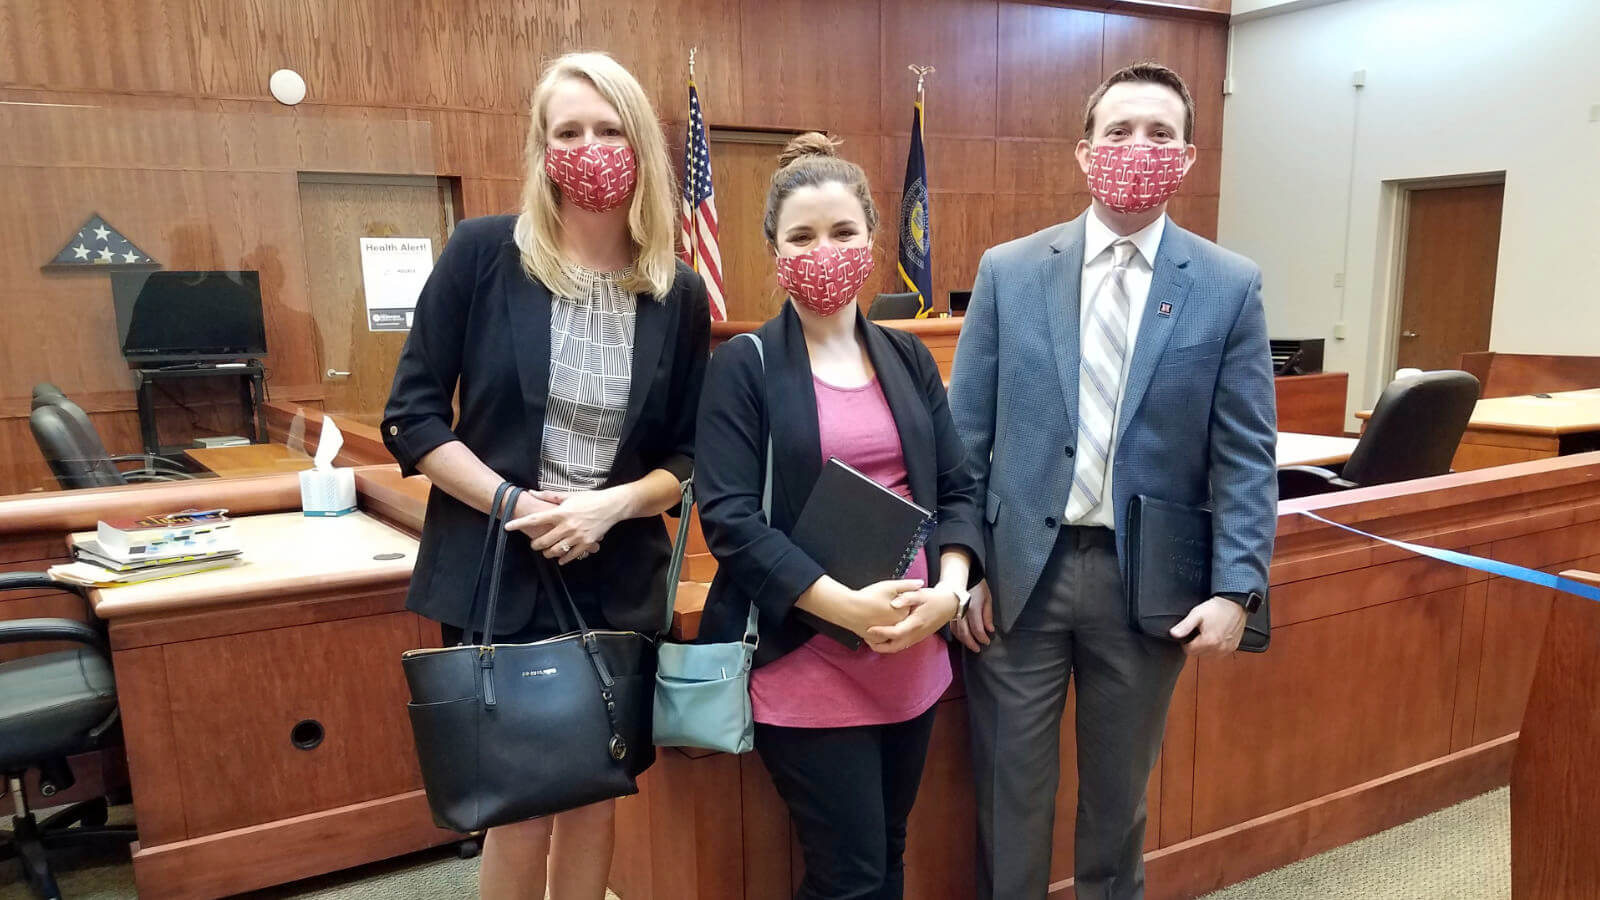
[{"xmin": 948, "ymin": 212, "xmax": 1278, "ymax": 632}]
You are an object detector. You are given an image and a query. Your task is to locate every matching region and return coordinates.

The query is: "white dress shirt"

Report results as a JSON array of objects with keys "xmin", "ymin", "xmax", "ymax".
[{"xmin": 1068, "ymin": 209, "xmax": 1167, "ymax": 528}]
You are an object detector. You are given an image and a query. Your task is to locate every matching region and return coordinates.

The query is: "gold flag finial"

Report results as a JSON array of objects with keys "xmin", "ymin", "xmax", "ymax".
[
  {"xmin": 689, "ymin": 47, "xmax": 698, "ymax": 81},
  {"xmin": 907, "ymin": 64, "xmax": 936, "ymax": 103}
]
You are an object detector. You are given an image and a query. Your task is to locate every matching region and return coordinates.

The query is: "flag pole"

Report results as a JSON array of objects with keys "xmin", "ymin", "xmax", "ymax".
[{"xmin": 906, "ymin": 65, "xmax": 935, "ymax": 316}]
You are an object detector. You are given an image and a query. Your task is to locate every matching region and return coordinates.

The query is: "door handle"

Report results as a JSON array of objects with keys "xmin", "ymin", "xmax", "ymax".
[
  {"xmin": 1401, "ymin": 331, "xmax": 1419, "ymax": 339},
  {"xmin": 326, "ymin": 369, "xmax": 352, "ymax": 378}
]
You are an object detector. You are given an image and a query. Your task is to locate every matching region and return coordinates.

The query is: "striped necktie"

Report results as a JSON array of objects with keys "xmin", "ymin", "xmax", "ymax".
[{"xmin": 1066, "ymin": 239, "xmax": 1136, "ymax": 522}]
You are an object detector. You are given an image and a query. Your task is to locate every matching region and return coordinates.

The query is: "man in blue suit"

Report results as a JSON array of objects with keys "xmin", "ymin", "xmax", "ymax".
[{"xmin": 947, "ymin": 63, "xmax": 1277, "ymax": 899}]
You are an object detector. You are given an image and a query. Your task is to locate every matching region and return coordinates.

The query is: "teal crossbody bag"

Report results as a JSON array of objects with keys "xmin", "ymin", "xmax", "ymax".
[{"xmin": 652, "ymin": 334, "xmax": 767, "ymax": 754}]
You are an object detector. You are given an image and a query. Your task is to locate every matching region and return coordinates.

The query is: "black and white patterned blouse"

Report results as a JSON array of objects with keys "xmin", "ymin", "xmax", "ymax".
[{"xmin": 539, "ymin": 265, "xmax": 636, "ymax": 492}]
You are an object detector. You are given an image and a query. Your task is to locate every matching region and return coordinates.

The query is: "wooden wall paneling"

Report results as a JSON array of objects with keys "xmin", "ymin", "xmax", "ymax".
[
  {"xmin": 586, "ymin": 0, "xmax": 744, "ymax": 127},
  {"xmin": 879, "ymin": 0, "xmax": 999, "ymax": 140},
  {"xmin": 1158, "ymin": 660, "xmax": 1199, "ymax": 847},
  {"xmin": 0, "ymin": 0, "xmax": 197, "ymax": 96},
  {"xmin": 929, "ymin": 193, "xmax": 994, "ymax": 312},
  {"xmin": 459, "ymin": 178, "xmax": 525, "ymax": 219},
  {"xmin": 188, "ymin": 0, "xmax": 323, "ymax": 102},
  {"xmin": 160, "ymin": 611, "xmax": 424, "ymax": 836},
  {"xmin": 1167, "ymin": 194, "xmax": 1219, "ymax": 242},
  {"xmin": 1146, "ymin": 736, "xmax": 1515, "ymax": 900},
  {"xmin": 1100, "ymin": 13, "xmax": 1201, "ymax": 94},
  {"xmin": 1268, "ymin": 550, "xmax": 1480, "ymax": 628},
  {"xmin": 739, "ymin": 0, "xmax": 882, "ymax": 135},
  {"xmin": 740, "ymin": 750, "xmax": 794, "ymax": 900},
  {"xmin": 424, "ymin": 109, "xmax": 527, "ymax": 181},
  {"xmin": 1449, "ymin": 576, "xmax": 1490, "ymax": 751},
  {"xmin": 881, "ymin": 134, "xmax": 996, "ymax": 197},
  {"xmin": 993, "ymin": 193, "xmax": 1091, "ymax": 247},
  {"xmin": 0, "ymin": 93, "xmax": 216, "ymax": 172},
  {"xmin": 1191, "ymin": 586, "xmax": 1464, "ymax": 835},
  {"xmin": 997, "ymin": 4, "xmax": 1103, "ymax": 140},
  {"xmin": 903, "ymin": 699, "xmax": 978, "ymax": 898},
  {"xmin": 995, "ymin": 139, "xmax": 1086, "ymax": 196},
  {"xmin": 1191, "ymin": 22, "xmax": 1228, "ymax": 148},
  {"xmin": 1471, "ymin": 575, "xmax": 1556, "ymax": 743}
]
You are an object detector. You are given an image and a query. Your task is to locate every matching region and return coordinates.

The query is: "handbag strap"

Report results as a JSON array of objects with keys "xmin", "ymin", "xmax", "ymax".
[
  {"xmin": 660, "ymin": 478, "xmax": 695, "ymax": 634},
  {"xmin": 461, "ymin": 481, "xmax": 516, "ymax": 646},
  {"xmin": 527, "ymin": 547, "xmax": 633, "ymax": 761},
  {"xmin": 737, "ymin": 333, "xmax": 770, "ymax": 645},
  {"xmin": 476, "ymin": 484, "xmax": 526, "ymax": 642}
]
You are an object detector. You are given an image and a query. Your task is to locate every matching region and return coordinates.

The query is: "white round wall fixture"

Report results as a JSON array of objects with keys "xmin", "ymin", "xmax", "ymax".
[{"xmin": 269, "ymin": 68, "xmax": 307, "ymax": 106}]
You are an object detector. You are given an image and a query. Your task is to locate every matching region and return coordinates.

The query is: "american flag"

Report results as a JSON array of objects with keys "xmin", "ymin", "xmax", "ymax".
[{"xmin": 680, "ymin": 81, "xmax": 726, "ymax": 321}]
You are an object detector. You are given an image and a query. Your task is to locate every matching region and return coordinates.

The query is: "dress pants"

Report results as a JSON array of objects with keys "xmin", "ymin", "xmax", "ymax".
[
  {"xmin": 965, "ymin": 526, "xmax": 1186, "ymax": 900},
  {"xmin": 754, "ymin": 706, "xmax": 939, "ymax": 900}
]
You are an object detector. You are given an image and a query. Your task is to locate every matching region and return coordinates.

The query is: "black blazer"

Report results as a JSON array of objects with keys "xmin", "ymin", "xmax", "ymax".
[
  {"xmin": 382, "ymin": 215, "xmax": 710, "ymax": 636},
  {"xmin": 695, "ymin": 304, "xmax": 985, "ymax": 667}
]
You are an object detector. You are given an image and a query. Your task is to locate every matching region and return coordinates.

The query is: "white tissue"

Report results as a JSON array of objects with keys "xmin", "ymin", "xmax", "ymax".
[
  {"xmin": 314, "ymin": 415, "xmax": 344, "ymax": 469},
  {"xmin": 299, "ymin": 415, "xmax": 357, "ymax": 516}
]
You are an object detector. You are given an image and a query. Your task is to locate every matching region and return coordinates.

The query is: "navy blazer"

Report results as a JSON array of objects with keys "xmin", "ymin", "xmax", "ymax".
[
  {"xmin": 948, "ymin": 213, "xmax": 1278, "ymax": 633},
  {"xmin": 382, "ymin": 215, "xmax": 710, "ymax": 636},
  {"xmin": 695, "ymin": 304, "xmax": 986, "ymax": 667}
]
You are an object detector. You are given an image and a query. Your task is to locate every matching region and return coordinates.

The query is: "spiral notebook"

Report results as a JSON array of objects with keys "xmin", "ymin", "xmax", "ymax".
[{"xmin": 788, "ymin": 457, "xmax": 939, "ymax": 648}]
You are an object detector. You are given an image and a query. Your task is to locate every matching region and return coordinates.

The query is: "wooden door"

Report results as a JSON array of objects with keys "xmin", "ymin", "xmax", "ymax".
[
  {"xmin": 711, "ymin": 139, "xmax": 787, "ymax": 322},
  {"xmin": 1395, "ymin": 182, "xmax": 1504, "ymax": 371},
  {"xmin": 298, "ymin": 176, "xmax": 453, "ymax": 424}
]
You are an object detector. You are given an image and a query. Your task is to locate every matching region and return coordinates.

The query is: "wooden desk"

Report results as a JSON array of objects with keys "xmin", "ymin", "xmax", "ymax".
[
  {"xmin": 1277, "ymin": 432, "xmax": 1358, "ymax": 468},
  {"xmin": 184, "ymin": 442, "xmax": 314, "ymax": 478},
  {"xmin": 1510, "ymin": 568, "xmax": 1600, "ymax": 898},
  {"xmin": 1359, "ymin": 388, "xmax": 1600, "ymax": 470},
  {"xmin": 74, "ymin": 510, "xmax": 453, "ymax": 900}
]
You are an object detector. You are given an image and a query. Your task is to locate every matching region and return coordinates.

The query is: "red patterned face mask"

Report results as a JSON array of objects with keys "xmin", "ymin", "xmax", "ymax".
[
  {"xmin": 776, "ymin": 245, "xmax": 875, "ymax": 318},
  {"xmin": 1087, "ymin": 144, "xmax": 1188, "ymax": 214},
  {"xmin": 544, "ymin": 143, "xmax": 637, "ymax": 213}
]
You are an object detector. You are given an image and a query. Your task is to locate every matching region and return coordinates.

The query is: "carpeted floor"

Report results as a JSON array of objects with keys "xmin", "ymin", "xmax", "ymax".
[{"xmin": 3, "ymin": 789, "xmax": 1509, "ymax": 899}]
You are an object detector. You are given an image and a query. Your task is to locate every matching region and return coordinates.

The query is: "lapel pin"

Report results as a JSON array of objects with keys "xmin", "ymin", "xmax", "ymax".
[{"xmin": 1158, "ymin": 301, "xmax": 1173, "ymax": 317}]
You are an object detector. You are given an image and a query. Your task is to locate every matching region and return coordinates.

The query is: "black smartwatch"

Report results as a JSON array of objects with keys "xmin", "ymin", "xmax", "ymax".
[{"xmin": 1217, "ymin": 591, "xmax": 1264, "ymax": 614}]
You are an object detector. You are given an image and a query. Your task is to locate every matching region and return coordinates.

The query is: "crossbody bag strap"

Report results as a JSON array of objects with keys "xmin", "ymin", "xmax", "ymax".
[
  {"xmin": 660, "ymin": 478, "xmax": 695, "ymax": 635},
  {"xmin": 740, "ymin": 332, "xmax": 771, "ymax": 645}
]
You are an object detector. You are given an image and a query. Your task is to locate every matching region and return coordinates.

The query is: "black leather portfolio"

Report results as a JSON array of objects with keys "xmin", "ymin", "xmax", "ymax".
[
  {"xmin": 1125, "ymin": 495, "xmax": 1270, "ymax": 653},
  {"xmin": 789, "ymin": 457, "xmax": 938, "ymax": 648}
]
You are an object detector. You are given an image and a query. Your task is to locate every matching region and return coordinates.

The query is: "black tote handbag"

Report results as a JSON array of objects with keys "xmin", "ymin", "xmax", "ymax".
[{"xmin": 401, "ymin": 483, "xmax": 656, "ymax": 832}]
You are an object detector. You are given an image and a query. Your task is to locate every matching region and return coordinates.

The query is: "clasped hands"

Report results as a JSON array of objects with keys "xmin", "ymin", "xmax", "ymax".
[
  {"xmin": 503, "ymin": 488, "xmax": 625, "ymax": 566},
  {"xmin": 842, "ymin": 579, "xmax": 961, "ymax": 654}
]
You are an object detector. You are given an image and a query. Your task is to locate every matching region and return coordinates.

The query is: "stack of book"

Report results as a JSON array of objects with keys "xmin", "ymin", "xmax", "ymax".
[{"xmin": 51, "ymin": 509, "xmax": 244, "ymax": 587}]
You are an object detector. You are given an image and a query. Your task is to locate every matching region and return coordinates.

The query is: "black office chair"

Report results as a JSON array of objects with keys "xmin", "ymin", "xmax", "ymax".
[
  {"xmin": 28, "ymin": 384, "xmax": 193, "ymax": 489},
  {"xmin": 1279, "ymin": 370, "xmax": 1481, "ymax": 499},
  {"xmin": 865, "ymin": 292, "xmax": 923, "ymax": 321},
  {"xmin": 0, "ymin": 574, "xmax": 136, "ymax": 899}
]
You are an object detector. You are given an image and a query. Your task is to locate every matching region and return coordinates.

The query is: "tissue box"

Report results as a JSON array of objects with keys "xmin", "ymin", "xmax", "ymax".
[{"xmin": 299, "ymin": 467, "xmax": 356, "ymax": 517}]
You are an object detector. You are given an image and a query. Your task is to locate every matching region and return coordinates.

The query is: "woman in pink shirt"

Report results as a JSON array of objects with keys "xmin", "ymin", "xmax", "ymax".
[{"xmin": 695, "ymin": 133, "xmax": 985, "ymax": 900}]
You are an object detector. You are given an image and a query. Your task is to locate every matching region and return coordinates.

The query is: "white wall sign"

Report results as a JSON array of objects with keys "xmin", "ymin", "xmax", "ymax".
[{"xmin": 358, "ymin": 237, "xmax": 432, "ymax": 332}]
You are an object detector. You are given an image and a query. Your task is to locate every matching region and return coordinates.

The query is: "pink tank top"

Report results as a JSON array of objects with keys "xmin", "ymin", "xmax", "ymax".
[{"xmin": 749, "ymin": 374, "xmax": 952, "ymax": 727}]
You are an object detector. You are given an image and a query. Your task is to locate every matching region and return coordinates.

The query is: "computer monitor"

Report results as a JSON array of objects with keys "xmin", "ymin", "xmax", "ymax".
[
  {"xmin": 949, "ymin": 290, "xmax": 972, "ymax": 316},
  {"xmin": 111, "ymin": 270, "xmax": 267, "ymax": 364}
]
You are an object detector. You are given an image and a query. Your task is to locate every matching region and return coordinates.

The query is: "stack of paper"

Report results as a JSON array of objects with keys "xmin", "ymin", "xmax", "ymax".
[{"xmin": 50, "ymin": 508, "xmax": 245, "ymax": 588}]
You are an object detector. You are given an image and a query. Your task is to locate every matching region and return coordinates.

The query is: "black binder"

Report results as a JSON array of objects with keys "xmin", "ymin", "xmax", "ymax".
[
  {"xmin": 1125, "ymin": 495, "xmax": 1269, "ymax": 653},
  {"xmin": 789, "ymin": 457, "xmax": 939, "ymax": 648}
]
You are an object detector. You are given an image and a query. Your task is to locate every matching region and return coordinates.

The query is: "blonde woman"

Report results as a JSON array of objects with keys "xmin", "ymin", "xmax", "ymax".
[{"xmin": 383, "ymin": 52, "xmax": 709, "ymax": 899}]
